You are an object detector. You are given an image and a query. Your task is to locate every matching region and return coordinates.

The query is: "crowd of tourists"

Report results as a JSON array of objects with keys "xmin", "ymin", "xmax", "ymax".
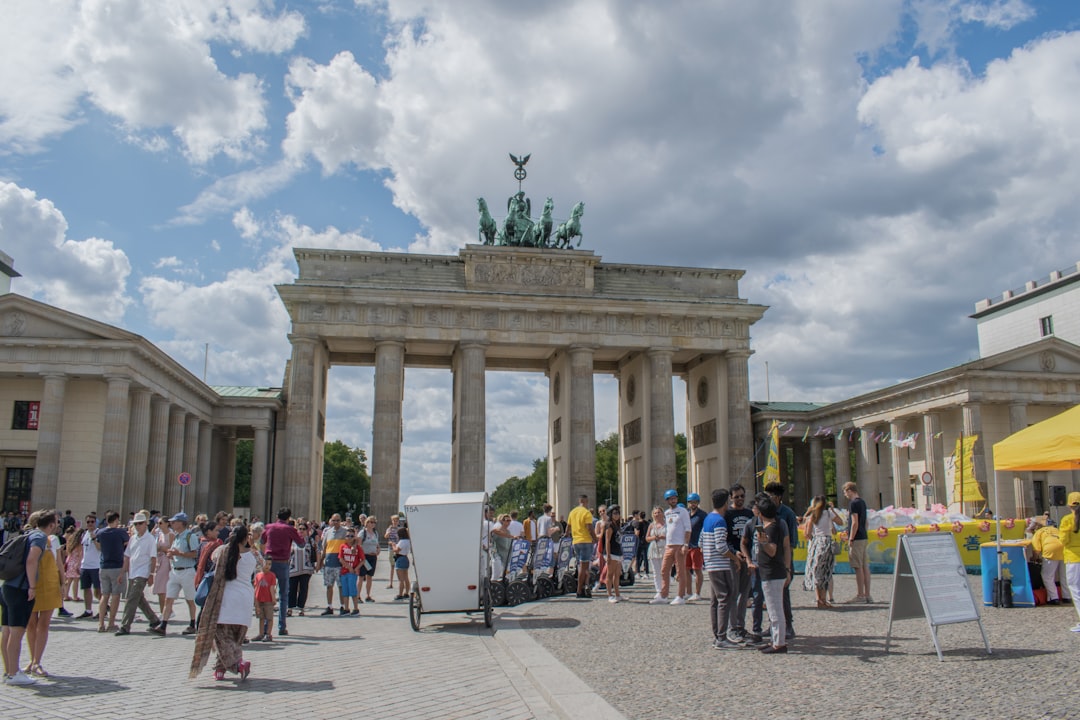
[{"xmin": 0, "ymin": 505, "xmax": 411, "ymax": 686}]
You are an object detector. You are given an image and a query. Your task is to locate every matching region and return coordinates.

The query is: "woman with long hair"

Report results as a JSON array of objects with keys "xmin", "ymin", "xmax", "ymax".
[
  {"xmin": 24, "ymin": 510, "xmax": 62, "ymax": 677},
  {"xmin": 63, "ymin": 526, "xmax": 83, "ymax": 602},
  {"xmin": 603, "ymin": 506, "xmax": 624, "ymax": 603},
  {"xmin": 645, "ymin": 506, "xmax": 667, "ymax": 598},
  {"xmin": 189, "ymin": 524, "xmax": 255, "ymax": 682},
  {"xmin": 152, "ymin": 517, "xmax": 173, "ymax": 618},
  {"xmin": 391, "ymin": 527, "xmax": 412, "ymax": 600},
  {"xmin": 802, "ymin": 495, "xmax": 844, "ymax": 608}
]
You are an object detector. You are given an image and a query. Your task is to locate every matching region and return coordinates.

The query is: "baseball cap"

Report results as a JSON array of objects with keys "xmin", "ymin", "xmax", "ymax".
[
  {"xmin": 664, "ymin": 489, "xmax": 678, "ymax": 500},
  {"xmin": 1068, "ymin": 492, "xmax": 1080, "ymax": 506},
  {"xmin": 168, "ymin": 512, "xmax": 189, "ymax": 523}
]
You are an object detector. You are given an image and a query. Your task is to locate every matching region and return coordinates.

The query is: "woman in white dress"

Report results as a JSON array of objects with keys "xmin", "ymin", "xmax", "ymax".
[{"xmin": 189, "ymin": 524, "xmax": 256, "ymax": 682}]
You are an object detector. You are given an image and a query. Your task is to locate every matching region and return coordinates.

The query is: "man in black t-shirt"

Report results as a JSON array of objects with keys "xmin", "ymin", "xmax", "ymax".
[
  {"xmin": 724, "ymin": 484, "xmax": 755, "ymax": 639},
  {"xmin": 843, "ymin": 481, "xmax": 871, "ymax": 603}
]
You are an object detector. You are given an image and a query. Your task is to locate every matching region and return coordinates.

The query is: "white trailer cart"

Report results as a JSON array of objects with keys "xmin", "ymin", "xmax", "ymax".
[{"xmin": 403, "ymin": 491, "xmax": 493, "ymax": 631}]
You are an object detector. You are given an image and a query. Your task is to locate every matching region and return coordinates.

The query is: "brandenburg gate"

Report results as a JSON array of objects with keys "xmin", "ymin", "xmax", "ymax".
[{"xmin": 276, "ymin": 245, "xmax": 766, "ymax": 523}]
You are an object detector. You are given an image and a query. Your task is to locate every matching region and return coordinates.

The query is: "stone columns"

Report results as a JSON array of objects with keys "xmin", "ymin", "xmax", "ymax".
[
  {"xmin": 283, "ymin": 336, "xmax": 321, "ymax": 518},
  {"xmin": 922, "ymin": 413, "xmax": 945, "ymax": 508},
  {"xmin": 163, "ymin": 407, "xmax": 186, "ymax": 514},
  {"xmin": 249, "ymin": 424, "xmax": 271, "ymax": 521},
  {"xmin": 182, "ymin": 415, "xmax": 199, "ymax": 513},
  {"xmin": 1008, "ymin": 403, "xmax": 1030, "ymax": 517},
  {"xmin": 647, "ymin": 349, "xmax": 675, "ymax": 496},
  {"xmin": 834, "ymin": 431, "xmax": 851, "ymax": 499},
  {"xmin": 792, "ymin": 442, "xmax": 810, "ymax": 511},
  {"xmin": 145, "ymin": 398, "xmax": 170, "ymax": 512},
  {"xmin": 809, "ymin": 437, "xmax": 825, "ymax": 499},
  {"xmin": 725, "ymin": 351, "xmax": 753, "ymax": 487},
  {"xmin": 31, "ymin": 373, "xmax": 67, "ymax": 510},
  {"xmin": 889, "ymin": 420, "xmax": 908, "ymax": 508},
  {"xmin": 962, "ymin": 403, "xmax": 988, "ymax": 514},
  {"xmin": 224, "ymin": 434, "xmax": 238, "ymax": 516},
  {"xmin": 196, "ymin": 421, "xmax": 213, "ymax": 513},
  {"xmin": 370, "ymin": 340, "xmax": 404, "ymax": 529},
  {"xmin": 122, "ymin": 388, "xmax": 151, "ymax": 515},
  {"xmin": 98, "ymin": 377, "xmax": 132, "ymax": 513},
  {"xmin": 857, "ymin": 428, "xmax": 877, "ymax": 509},
  {"xmin": 451, "ymin": 342, "xmax": 486, "ymax": 492},
  {"xmin": 568, "ymin": 346, "xmax": 597, "ymax": 503}
]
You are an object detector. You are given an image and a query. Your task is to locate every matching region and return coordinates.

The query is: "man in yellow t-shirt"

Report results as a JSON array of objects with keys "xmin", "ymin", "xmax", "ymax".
[{"xmin": 567, "ymin": 495, "xmax": 596, "ymax": 599}]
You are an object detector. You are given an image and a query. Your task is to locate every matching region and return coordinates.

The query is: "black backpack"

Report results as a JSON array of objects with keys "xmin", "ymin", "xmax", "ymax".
[{"xmin": 0, "ymin": 531, "xmax": 29, "ymax": 581}]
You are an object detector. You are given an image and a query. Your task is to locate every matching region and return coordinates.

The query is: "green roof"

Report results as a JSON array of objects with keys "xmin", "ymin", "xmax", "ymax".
[
  {"xmin": 750, "ymin": 401, "xmax": 827, "ymax": 413},
  {"xmin": 211, "ymin": 386, "xmax": 283, "ymax": 399}
]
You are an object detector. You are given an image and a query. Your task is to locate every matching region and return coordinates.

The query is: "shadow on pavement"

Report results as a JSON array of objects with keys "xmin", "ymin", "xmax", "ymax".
[
  {"xmin": 199, "ymin": 679, "xmax": 335, "ymax": 692},
  {"xmin": 19, "ymin": 675, "xmax": 127, "ymax": 697},
  {"xmin": 512, "ymin": 617, "xmax": 581, "ymax": 630}
]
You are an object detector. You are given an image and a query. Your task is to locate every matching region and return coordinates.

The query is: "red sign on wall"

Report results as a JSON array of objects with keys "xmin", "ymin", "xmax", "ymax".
[{"xmin": 26, "ymin": 401, "xmax": 39, "ymax": 430}]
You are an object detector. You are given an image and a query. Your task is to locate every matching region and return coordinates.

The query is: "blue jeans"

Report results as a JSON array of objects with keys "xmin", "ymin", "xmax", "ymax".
[{"xmin": 271, "ymin": 561, "xmax": 290, "ymax": 632}]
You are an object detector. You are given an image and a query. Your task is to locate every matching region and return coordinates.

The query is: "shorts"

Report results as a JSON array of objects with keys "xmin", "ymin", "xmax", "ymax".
[
  {"xmin": 573, "ymin": 543, "xmax": 595, "ymax": 564},
  {"xmin": 686, "ymin": 547, "xmax": 704, "ymax": 571},
  {"xmin": 1, "ymin": 584, "xmax": 32, "ymax": 628},
  {"xmin": 80, "ymin": 568, "xmax": 101, "ymax": 591},
  {"xmin": 394, "ymin": 555, "xmax": 409, "ymax": 571},
  {"xmin": 849, "ymin": 539, "xmax": 869, "ymax": 569},
  {"xmin": 322, "ymin": 566, "xmax": 341, "ymax": 587},
  {"xmin": 339, "ymin": 572, "xmax": 358, "ymax": 597},
  {"xmin": 166, "ymin": 567, "xmax": 197, "ymax": 600},
  {"xmin": 359, "ymin": 555, "xmax": 378, "ymax": 577},
  {"xmin": 257, "ymin": 601, "xmax": 276, "ymax": 622},
  {"xmin": 100, "ymin": 567, "xmax": 125, "ymax": 596}
]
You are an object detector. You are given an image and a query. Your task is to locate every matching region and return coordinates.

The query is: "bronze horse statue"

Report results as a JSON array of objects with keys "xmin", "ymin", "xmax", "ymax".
[
  {"xmin": 477, "ymin": 198, "xmax": 497, "ymax": 245},
  {"xmin": 535, "ymin": 198, "xmax": 554, "ymax": 247},
  {"xmin": 552, "ymin": 201, "xmax": 584, "ymax": 248}
]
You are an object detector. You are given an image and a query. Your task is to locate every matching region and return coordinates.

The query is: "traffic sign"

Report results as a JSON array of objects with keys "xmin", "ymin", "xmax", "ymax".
[
  {"xmin": 178, "ymin": 472, "xmax": 192, "ymax": 486},
  {"xmin": 921, "ymin": 471, "xmax": 933, "ymax": 486}
]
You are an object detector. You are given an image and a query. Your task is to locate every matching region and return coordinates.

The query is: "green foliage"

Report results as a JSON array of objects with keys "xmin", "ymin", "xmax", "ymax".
[
  {"xmin": 321, "ymin": 440, "xmax": 370, "ymax": 521},
  {"xmin": 489, "ymin": 457, "xmax": 548, "ymax": 514},
  {"xmin": 675, "ymin": 432, "xmax": 687, "ymax": 499},
  {"xmin": 596, "ymin": 432, "xmax": 619, "ymax": 506},
  {"xmin": 234, "ymin": 439, "xmax": 252, "ymax": 507}
]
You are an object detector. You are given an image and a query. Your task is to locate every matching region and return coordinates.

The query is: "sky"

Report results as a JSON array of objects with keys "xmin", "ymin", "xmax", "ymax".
[{"xmin": 2, "ymin": 0, "xmax": 1080, "ymax": 503}]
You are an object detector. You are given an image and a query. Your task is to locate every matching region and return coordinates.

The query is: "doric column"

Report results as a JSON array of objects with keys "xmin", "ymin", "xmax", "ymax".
[
  {"xmin": 569, "ymin": 346, "xmax": 596, "ymax": 502},
  {"xmin": 182, "ymin": 414, "xmax": 199, "ymax": 513},
  {"xmin": 922, "ymin": 413, "xmax": 945, "ymax": 508},
  {"xmin": 145, "ymin": 397, "xmax": 170, "ymax": 512},
  {"xmin": 97, "ymin": 377, "xmax": 131, "ymax": 513},
  {"xmin": 123, "ymin": 387, "xmax": 152, "ymax": 515},
  {"xmin": 249, "ymin": 424, "xmax": 271, "ymax": 521},
  {"xmin": 792, "ymin": 442, "xmax": 810, "ymax": 511},
  {"xmin": 725, "ymin": 350, "xmax": 754, "ymax": 487},
  {"xmin": 647, "ymin": 348, "xmax": 675, "ymax": 495},
  {"xmin": 451, "ymin": 342, "xmax": 486, "ymax": 492},
  {"xmin": 370, "ymin": 340, "xmax": 405, "ymax": 528},
  {"xmin": 857, "ymin": 427, "xmax": 877, "ymax": 508},
  {"xmin": 196, "ymin": 421, "xmax": 213, "ymax": 514},
  {"xmin": 163, "ymin": 407, "xmax": 186, "ymax": 514},
  {"xmin": 889, "ymin": 420, "xmax": 908, "ymax": 508},
  {"xmin": 809, "ymin": 437, "xmax": 825, "ymax": 499},
  {"xmin": 224, "ymin": 434, "xmax": 238, "ymax": 516},
  {"xmin": 834, "ymin": 430, "xmax": 851, "ymax": 499},
  {"xmin": 31, "ymin": 373, "xmax": 67, "ymax": 510},
  {"xmin": 283, "ymin": 336, "xmax": 321, "ymax": 518},
  {"xmin": 1008, "ymin": 403, "xmax": 1030, "ymax": 517}
]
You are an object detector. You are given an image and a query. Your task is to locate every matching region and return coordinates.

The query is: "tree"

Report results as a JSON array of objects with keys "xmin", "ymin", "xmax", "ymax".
[
  {"xmin": 321, "ymin": 441, "xmax": 370, "ymax": 520},
  {"xmin": 596, "ymin": 432, "xmax": 619, "ymax": 506},
  {"xmin": 675, "ymin": 432, "xmax": 687, "ymax": 498},
  {"xmin": 490, "ymin": 458, "xmax": 547, "ymax": 514},
  {"xmin": 234, "ymin": 439, "xmax": 252, "ymax": 507}
]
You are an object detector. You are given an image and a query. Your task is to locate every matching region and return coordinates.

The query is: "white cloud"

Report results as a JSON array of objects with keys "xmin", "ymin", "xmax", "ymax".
[
  {"xmin": 0, "ymin": 182, "xmax": 132, "ymax": 322},
  {"xmin": 1, "ymin": 0, "xmax": 305, "ymax": 161},
  {"xmin": 173, "ymin": 161, "xmax": 298, "ymax": 225}
]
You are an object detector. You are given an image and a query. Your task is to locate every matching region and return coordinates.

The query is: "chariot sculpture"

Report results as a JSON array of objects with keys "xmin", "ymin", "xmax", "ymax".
[{"xmin": 476, "ymin": 154, "xmax": 584, "ymax": 249}]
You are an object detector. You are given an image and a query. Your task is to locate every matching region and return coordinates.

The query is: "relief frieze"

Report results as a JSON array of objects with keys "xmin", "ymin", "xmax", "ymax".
[{"xmin": 473, "ymin": 262, "xmax": 586, "ymax": 288}]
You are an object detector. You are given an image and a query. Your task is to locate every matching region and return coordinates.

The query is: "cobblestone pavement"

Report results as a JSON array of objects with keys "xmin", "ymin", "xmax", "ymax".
[
  {"xmin": 515, "ymin": 573, "xmax": 1079, "ymax": 720},
  {"xmin": 0, "ymin": 563, "xmax": 620, "ymax": 720}
]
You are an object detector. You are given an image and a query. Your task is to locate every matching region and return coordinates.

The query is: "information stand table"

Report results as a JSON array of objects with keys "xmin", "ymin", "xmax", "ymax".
[{"xmin": 980, "ymin": 540, "xmax": 1034, "ymax": 607}]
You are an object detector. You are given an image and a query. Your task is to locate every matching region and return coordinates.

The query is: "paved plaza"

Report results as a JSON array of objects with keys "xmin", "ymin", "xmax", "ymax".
[{"xmin": 2, "ymin": 567, "xmax": 1076, "ymax": 720}]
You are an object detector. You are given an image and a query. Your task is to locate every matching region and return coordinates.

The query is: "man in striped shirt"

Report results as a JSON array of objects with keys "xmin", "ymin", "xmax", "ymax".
[{"xmin": 701, "ymin": 488, "xmax": 742, "ymax": 649}]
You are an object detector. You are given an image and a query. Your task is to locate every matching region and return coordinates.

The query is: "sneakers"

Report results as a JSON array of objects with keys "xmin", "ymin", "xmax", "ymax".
[
  {"xmin": 687, "ymin": 593, "xmax": 701, "ymax": 602},
  {"xmin": 148, "ymin": 624, "xmax": 166, "ymax": 636},
  {"xmin": 1069, "ymin": 624, "xmax": 1080, "ymax": 633},
  {"xmin": 608, "ymin": 596, "xmax": 618, "ymax": 604},
  {"xmin": 77, "ymin": 610, "xmax": 93, "ymax": 619},
  {"xmin": 57, "ymin": 607, "xmax": 73, "ymax": 617},
  {"xmin": 251, "ymin": 634, "xmax": 265, "ymax": 642},
  {"xmin": 114, "ymin": 627, "xmax": 131, "ymax": 636},
  {"xmin": 713, "ymin": 638, "xmax": 742, "ymax": 650},
  {"xmin": 262, "ymin": 635, "xmax": 273, "ymax": 642},
  {"xmin": 350, "ymin": 609, "xmax": 360, "ymax": 616},
  {"xmin": 786, "ymin": 627, "xmax": 796, "ymax": 640},
  {"xmin": 649, "ymin": 595, "xmax": 669, "ymax": 605},
  {"xmin": 182, "ymin": 624, "xmax": 197, "ymax": 635},
  {"xmin": 279, "ymin": 628, "xmax": 288, "ymax": 636},
  {"xmin": 670, "ymin": 596, "xmax": 687, "ymax": 605},
  {"xmin": 339, "ymin": 606, "xmax": 347, "ymax": 615},
  {"xmin": 238, "ymin": 660, "xmax": 251, "ymax": 681},
  {"xmin": 6, "ymin": 671, "xmax": 37, "ymax": 686},
  {"xmin": 320, "ymin": 607, "xmax": 334, "ymax": 616}
]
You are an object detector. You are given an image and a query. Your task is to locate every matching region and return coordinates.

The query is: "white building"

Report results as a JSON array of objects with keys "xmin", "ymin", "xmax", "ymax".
[{"xmin": 974, "ymin": 262, "xmax": 1080, "ymax": 356}]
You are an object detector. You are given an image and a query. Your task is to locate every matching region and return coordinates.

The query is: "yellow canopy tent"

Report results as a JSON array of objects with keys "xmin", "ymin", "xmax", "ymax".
[{"xmin": 993, "ymin": 404, "xmax": 1080, "ymax": 471}]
